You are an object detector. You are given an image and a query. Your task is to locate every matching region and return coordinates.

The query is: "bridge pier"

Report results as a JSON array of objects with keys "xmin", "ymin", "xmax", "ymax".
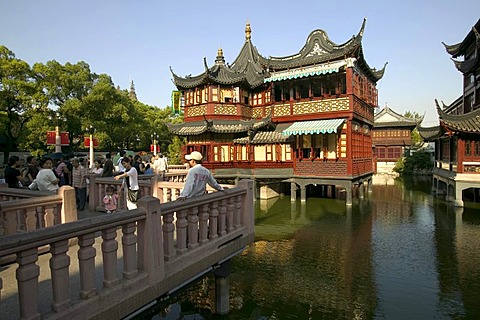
[{"xmin": 214, "ymin": 260, "xmax": 231, "ymax": 315}]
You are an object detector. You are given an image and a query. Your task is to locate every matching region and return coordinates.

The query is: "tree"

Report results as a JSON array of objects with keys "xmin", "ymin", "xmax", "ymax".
[
  {"xmin": 33, "ymin": 60, "xmax": 97, "ymax": 152},
  {"xmin": 403, "ymin": 111, "xmax": 423, "ymax": 145},
  {"xmin": 0, "ymin": 46, "xmax": 39, "ymax": 159}
]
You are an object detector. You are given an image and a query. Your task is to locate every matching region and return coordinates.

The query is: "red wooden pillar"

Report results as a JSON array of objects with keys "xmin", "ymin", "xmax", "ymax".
[{"xmin": 457, "ymin": 138, "xmax": 465, "ymax": 173}]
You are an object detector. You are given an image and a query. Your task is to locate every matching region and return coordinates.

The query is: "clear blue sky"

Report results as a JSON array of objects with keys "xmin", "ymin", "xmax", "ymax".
[{"xmin": 2, "ymin": 0, "xmax": 479, "ymax": 126}]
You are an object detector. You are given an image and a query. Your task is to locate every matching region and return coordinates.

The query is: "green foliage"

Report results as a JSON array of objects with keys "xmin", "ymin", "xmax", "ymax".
[
  {"xmin": 393, "ymin": 151, "xmax": 433, "ymax": 175},
  {"xmin": 0, "ymin": 45, "xmax": 185, "ymax": 161},
  {"xmin": 167, "ymin": 135, "xmax": 186, "ymax": 165}
]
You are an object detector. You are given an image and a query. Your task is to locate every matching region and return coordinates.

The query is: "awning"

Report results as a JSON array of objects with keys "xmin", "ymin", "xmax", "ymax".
[{"xmin": 282, "ymin": 119, "xmax": 345, "ymax": 135}]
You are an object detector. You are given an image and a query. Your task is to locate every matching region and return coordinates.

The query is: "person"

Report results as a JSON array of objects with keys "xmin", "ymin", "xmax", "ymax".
[
  {"xmin": 102, "ymin": 153, "xmax": 114, "ymax": 177},
  {"xmin": 5, "ymin": 155, "xmax": 25, "ymax": 188},
  {"xmin": 154, "ymin": 153, "xmax": 169, "ymax": 181},
  {"xmin": 133, "ymin": 154, "xmax": 143, "ymax": 175},
  {"xmin": 102, "ymin": 186, "xmax": 119, "ymax": 213},
  {"xmin": 23, "ymin": 155, "xmax": 39, "ymax": 187},
  {"xmin": 114, "ymin": 157, "xmax": 140, "ymax": 210},
  {"xmin": 144, "ymin": 163, "xmax": 154, "ymax": 174},
  {"xmin": 90, "ymin": 159, "xmax": 103, "ymax": 176},
  {"xmin": 71, "ymin": 158, "xmax": 88, "ymax": 211},
  {"xmin": 35, "ymin": 157, "xmax": 59, "ymax": 192},
  {"xmin": 177, "ymin": 151, "xmax": 224, "ymax": 200},
  {"xmin": 116, "ymin": 150, "xmax": 126, "ymax": 172},
  {"xmin": 53, "ymin": 156, "xmax": 69, "ymax": 187}
]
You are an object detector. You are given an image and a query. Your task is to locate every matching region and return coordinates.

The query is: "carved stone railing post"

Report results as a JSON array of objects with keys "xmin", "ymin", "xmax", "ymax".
[
  {"xmin": 16, "ymin": 248, "xmax": 40, "ymax": 320},
  {"xmin": 122, "ymin": 222, "xmax": 138, "ymax": 279},
  {"xmin": 25, "ymin": 207, "xmax": 37, "ymax": 231},
  {"xmin": 137, "ymin": 197, "xmax": 165, "ymax": 282},
  {"xmin": 162, "ymin": 212, "xmax": 175, "ymax": 260},
  {"xmin": 176, "ymin": 209, "xmax": 188, "ymax": 255},
  {"xmin": 88, "ymin": 174, "xmax": 98, "ymax": 212},
  {"xmin": 209, "ymin": 201, "xmax": 219, "ymax": 240},
  {"xmin": 187, "ymin": 207, "xmax": 199, "ymax": 249},
  {"xmin": 78, "ymin": 233, "xmax": 97, "ymax": 299},
  {"xmin": 50, "ymin": 239, "xmax": 71, "ymax": 312},
  {"xmin": 238, "ymin": 180, "xmax": 254, "ymax": 233},
  {"xmin": 198, "ymin": 204, "xmax": 209, "ymax": 245},
  {"xmin": 102, "ymin": 227, "xmax": 119, "ymax": 288},
  {"xmin": 234, "ymin": 195, "xmax": 243, "ymax": 229},
  {"xmin": 226, "ymin": 197, "xmax": 235, "ymax": 233},
  {"xmin": 59, "ymin": 186, "xmax": 77, "ymax": 223},
  {"xmin": 218, "ymin": 199, "xmax": 227, "ymax": 237}
]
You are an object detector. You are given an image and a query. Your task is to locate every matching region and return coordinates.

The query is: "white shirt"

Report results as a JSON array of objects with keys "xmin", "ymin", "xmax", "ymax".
[
  {"xmin": 124, "ymin": 167, "xmax": 139, "ymax": 191},
  {"xmin": 36, "ymin": 169, "xmax": 59, "ymax": 192},
  {"xmin": 179, "ymin": 164, "xmax": 223, "ymax": 198}
]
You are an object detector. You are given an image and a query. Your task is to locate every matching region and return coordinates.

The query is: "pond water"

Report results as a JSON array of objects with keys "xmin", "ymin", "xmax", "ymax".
[{"xmin": 140, "ymin": 176, "xmax": 480, "ymax": 320}]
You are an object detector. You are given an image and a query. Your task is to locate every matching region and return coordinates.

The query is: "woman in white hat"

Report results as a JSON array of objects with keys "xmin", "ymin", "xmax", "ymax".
[{"xmin": 178, "ymin": 151, "xmax": 224, "ymax": 199}]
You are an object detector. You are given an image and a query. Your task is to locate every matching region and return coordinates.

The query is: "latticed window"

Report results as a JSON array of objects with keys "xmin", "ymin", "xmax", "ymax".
[{"xmin": 465, "ymin": 140, "xmax": 471, "ymax": 156}]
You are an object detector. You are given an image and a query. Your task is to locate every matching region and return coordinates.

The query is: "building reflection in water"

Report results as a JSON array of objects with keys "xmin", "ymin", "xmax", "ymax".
[{"xmin": 151, "ymin": 176, "xmax": 480, "ymax": 319}]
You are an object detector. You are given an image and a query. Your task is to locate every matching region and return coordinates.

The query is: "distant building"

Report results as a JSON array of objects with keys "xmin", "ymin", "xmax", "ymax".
[
  {"xmin": 418, "ymin": 19, "xmax": 480, "ymax": 207},
  {"xmin": 373, "ymin": 106, "xmax": 420, "ymax": 173},
  {"xmin": 169, "ymin": 20, "xmax": 387, "ymax": 204}
]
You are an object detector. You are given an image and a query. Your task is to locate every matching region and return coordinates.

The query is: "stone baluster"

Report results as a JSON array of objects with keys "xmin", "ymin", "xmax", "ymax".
[
  {"xmin": 16, "ymin": 248, "xmax": 40, "ymax": 319},
  {"xmin": 218, "ymin": 199, "xmax": 227, "ymax": 237},
  {"xmin": 226, "ymin": 197, "xmax": 235, "ymax": 233},
  {"xmin": 44, "ymin": 206, "xmax": 55, "ymax": 227},
  {"xmin": 78, "ymin": 233, "xmax": 97, "ymax": 299},
  {"xmin": 25, "ymin": 207, "xmax": 37, "ymax": 231},
  {"xmin": 122, "ymin": 222, "xmax": 138, "ymax": 279},
  {"xmin": 4, "ymin": 209, "xmax": 16, "ymax": 235},
  {"xmin": 198, "ymin": 204, "xmax": 209, "ymax": 245},
  {"xmin": 234, "ymin": 195, "xmax": 243, "ymax": 229},
  {"xmin": 209, "ymin": 201, "xmax": 219, "ymax": 240},
  {"xmin": 102, "ymin": 227, "xmax": 119, "ymax": 287},
  {"xmin": 176, "ymin": 209, "xmax": 188, "ymax": 254},
  {"xmin": 50, "ymin": 239, "xmax": 71, "ymax": 312},
  {"xmin": 162, "ymin": 212, "xmax": 175, "ymax": 260},
  {"xmin": 187, "ymin": 207, "xmax": 199, "ymax": 249}
]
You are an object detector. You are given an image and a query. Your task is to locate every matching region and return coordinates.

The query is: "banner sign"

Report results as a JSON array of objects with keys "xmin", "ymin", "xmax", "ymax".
[
  {"xmin": 46, "ymin": 131, "xmax": 70, "ymax": 145},
  {"xmin": 171, "ymin": 90, "xmax": 181, "ymax": 115},
  {"xmin": 150, "ymin": 144, "xmax": 160, "ymax": 153},
  {"xmin": 84, "ymin": 137, "xmax": 99, "ymax": 147}
]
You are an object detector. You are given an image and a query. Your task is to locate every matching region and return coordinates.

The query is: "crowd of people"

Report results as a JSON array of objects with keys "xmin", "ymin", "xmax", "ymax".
[{"xmin": 4, "ymin": 150, "xmax": 224, "ymax": 212}]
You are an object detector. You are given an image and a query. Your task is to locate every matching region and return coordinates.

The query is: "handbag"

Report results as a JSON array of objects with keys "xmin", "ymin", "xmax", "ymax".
[{"xmin": 126, "ymin": 188, "xmax": 140, "ymax": 203}]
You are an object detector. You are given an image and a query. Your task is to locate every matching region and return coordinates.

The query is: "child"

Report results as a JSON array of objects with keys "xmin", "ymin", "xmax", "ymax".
[{"xmin": 103, "ymin": 186, "xmax": 119, "ymax": 213}]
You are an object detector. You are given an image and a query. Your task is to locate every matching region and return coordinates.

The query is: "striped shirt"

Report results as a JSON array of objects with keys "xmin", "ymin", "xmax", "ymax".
[{"xmin": 72, "ymin": 165, "xmax": 87, "ymax": 188}]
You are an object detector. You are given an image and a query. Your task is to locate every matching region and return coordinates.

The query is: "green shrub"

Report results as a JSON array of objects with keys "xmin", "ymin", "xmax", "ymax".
[{"xmin": 393, "ymin": 151, "xmax": 433, "ymax": 175}]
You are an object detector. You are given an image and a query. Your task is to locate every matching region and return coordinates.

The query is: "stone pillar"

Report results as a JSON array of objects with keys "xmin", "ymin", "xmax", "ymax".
[
  {"xmin": 453, "ymin": 185, "xmax": 464, "ymax": 207},
  {"xmin": 59, "ymin": 185, "xmax": 77, "ymax": 223},
  {"xmin": 290, "ymin": 182, "xmax": 297, "ymax": 202},
  {"xmin": 345, "ymin": 187, "xmax": 353, "ymax": 206},
  {"xmin": 300, "ymin": 185, "xmax": 306, "ymax": 202},
  {"xmin": 214, "ymin": 260, "xmax": 231, "ymax": 315},
  {"xmin": 358, "ymin": 183, "xmax": 364, "ymax": 199}
]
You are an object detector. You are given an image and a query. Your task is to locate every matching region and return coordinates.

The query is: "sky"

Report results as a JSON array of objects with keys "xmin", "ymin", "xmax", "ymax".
[{"xmin": 1, "ymin": 0, "xmax": 479, "ymax": 127}]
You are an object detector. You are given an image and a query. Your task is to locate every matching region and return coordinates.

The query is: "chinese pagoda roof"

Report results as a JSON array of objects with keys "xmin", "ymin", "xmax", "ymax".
[
  {"xmin": 373, "ymin": 106, "xmax": 422, "ymax": 128},
  {"xmin": 443, "ymin": 19, "xmax": 480, "ymax": 74},
  {"xmin": 443, "ymin": 19, "xmax": 480, "ymax": 58},
  {"xmin": 170, "ymin": 19, "xmax": 386, "ymax": 89},
  {"xmin": 416, "ymin": 125, "xmax": 444, "ymax": 141},
  {"xmin": 167, "ymin": 116, "xmax": 272, "ymax": 136},
  {"xmin": 259, "ymin": 18, "xmax": 386, "ymax": 83},
  {"xmin": 436, "ymin": 99, "xmax": 480, "ymax": 133}
]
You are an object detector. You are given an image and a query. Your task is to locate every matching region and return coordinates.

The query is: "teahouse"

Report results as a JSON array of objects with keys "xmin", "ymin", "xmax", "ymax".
[{"xmin": 169, "ymin": 19, "xmax": 387, "ymax": 204}]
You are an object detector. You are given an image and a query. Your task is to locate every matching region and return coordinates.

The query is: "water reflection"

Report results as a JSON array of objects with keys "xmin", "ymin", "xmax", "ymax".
[{"xmin": 145, "ymin": 176, "xmax": 480, "ymax": 320}]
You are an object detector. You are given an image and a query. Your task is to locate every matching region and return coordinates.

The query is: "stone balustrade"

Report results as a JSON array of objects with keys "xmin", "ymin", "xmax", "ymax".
[
  {"xmin": 0, "ymin": 186, "xmax": 77, "ymax": 237},
  {"xmin": 0, "ymin": 180, "xmax": 254, "ymax": 320}
]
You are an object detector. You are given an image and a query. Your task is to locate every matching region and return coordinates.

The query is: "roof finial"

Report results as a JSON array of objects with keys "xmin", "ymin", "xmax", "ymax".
[
  {"xmin": 215, "ymin": 47, "xmax": 225, "ymax": 65},
  {"xmin": 245, "ymin": 20, "xmax": 251, "ymax": 41}
]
